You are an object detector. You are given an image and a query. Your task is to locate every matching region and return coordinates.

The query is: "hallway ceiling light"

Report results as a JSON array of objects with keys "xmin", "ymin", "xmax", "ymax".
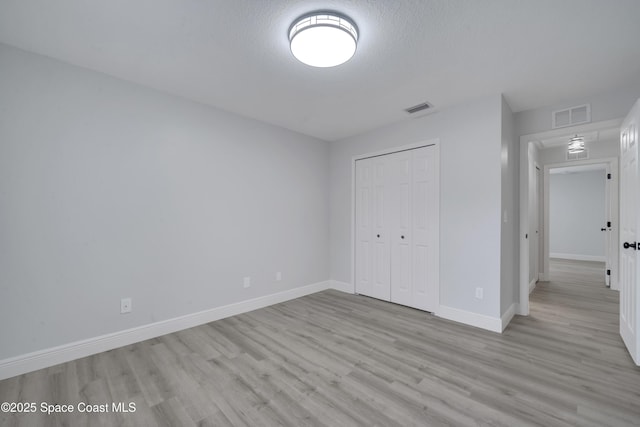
[
  {"xmin": 568, "ymin": 135, "xmax": 585, "ymax": 153},
  {"xmin": 289, "ymin": 12, "xmax": 358, "ymax": 67}
]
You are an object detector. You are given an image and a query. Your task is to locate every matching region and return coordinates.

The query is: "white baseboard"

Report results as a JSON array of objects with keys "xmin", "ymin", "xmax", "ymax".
[
  {"xmin": 0, "ymin": 280, "xmax": 330, "ymax": 381},
  {"xmin": 610, "ymin": 280, "xmax": 619, "ymax": 291},
  {"xmin": 529, "ymin": 278, "xmax": 537, "ymax": 294},
  {"xmin": 550, "ymin": 253, "xmax": 606, "ymax": 262},
  {"xmin": 329, "ymin": 280, "xmax": 354, "ymax": 293},
  {"xmin": 501, "ymin": 303, "xmax": 517, "ymax": 332},
  {"xmin": 436, "ymin": 305, "xmax": 502, "ymax": 333},
  {"xmin": 515, "ymin": 303, "xmax": 527, "ymax": 316}
]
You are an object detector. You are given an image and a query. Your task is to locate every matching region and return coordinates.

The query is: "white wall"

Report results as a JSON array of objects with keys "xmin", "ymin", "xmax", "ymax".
[
  {"xmin": 330, "ymin": 95, "xmax": 503, "ymax": 319},
  {"xmin": 0, "ymin": 44, "xmax": 330, "ymax": 360},
  {"xmin": 549, "ymin": 170, "xmax": 606, "ymax": 260},
  {"xmin": 539, "ymin": 139, "xmax": 619, "ymax": 165},
  {"xmin": 500, "ymin": 96, "xmax": 519, "ymax": 315},
  {"xmin": 515, "ymin": 81, "xmax": 640, "ymax": 137}
]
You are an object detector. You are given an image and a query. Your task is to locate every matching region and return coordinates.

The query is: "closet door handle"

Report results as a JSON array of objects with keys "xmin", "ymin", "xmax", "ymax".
[
  {"xmin": 623, "ymin": 242, "xmax": 637, "ymax": 250},
  {"xmin": 401, "ymin": 235, "xmax": 405, "ymax": 239},
  {"xmin": 377, "ymin": 234, "xmax": 380, "ymax": 238}
]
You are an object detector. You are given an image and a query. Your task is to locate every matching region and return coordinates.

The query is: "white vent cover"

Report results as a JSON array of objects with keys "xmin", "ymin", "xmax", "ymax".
[
  {"xmin": 552, "ymin": 104, "xmax": 591, "ymax": 129},
  {"xmin": 566, "ymin": 148, "xmax": 589, "ymax": 161}
]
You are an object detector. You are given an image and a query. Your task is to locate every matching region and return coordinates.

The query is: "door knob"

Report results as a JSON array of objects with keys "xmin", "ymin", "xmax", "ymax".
[
  {"xmin": 401, "ymin": 235, "xmax": 405, "ymax": 239},
  {"xmin": 623, "ymin": 242, "xmax": 637, "ymax": 250},
  {"xmin": 377, "ymin": 234, "xmax": 380, "ymax": 238}
]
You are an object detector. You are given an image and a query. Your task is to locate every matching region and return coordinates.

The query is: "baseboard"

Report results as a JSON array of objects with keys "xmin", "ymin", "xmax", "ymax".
[
  {"xmin": 529, "ymin": 278, "xmax": 537, "ymax": 294},
  {"xmin": 0, "ymin": 280, "xmax": 330, "ymax": 381},
  {"xmin": 550, "ymin": 253, "xmax": 606, "ymax": 262},
  {"xmin": 436, "ymin": 305, "xmax": 502, "ymax": 333},
  {"xmin": 329, "ymin": 280, "xmax": 354, "ymax": 293},
  {"xmin": 501, "ymin": 303, "xmax": 517, "ymax": 332}
]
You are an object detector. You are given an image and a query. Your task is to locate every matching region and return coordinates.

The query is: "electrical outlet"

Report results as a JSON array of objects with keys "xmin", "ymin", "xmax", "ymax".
[
  {"xmin": 243, "ymin": 277, "xmax": 251, "ymax": 288},
  {"xmin": 276, "ymin": 272, "xmax": 282, "ymax": 281},
  {"xmin": 475, "ymin": 288, "xmax": 483, "ymax": 300},
  {"xmin": 121, "ymin": 298, "xmax": 132, "ymax": 314}
]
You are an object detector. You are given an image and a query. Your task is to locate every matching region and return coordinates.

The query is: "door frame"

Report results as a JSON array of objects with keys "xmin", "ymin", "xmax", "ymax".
[
  {"xmin": 531, "ymin": 161, "xmax": 542, "ymax": 286},
  {"xmin": 537, "ymin": 163, "xmax": 544, "ymax": 282},
  {"xmin": 542, "ymin": 157, "xmax": 618, "ymax": 288},
  {"xmin": 519, "ymin": 118, "xmax": 622, "ymax": 315},
  {"xmin": 350, "ymin": 139, "xmax": 440, "ymax": 298}
]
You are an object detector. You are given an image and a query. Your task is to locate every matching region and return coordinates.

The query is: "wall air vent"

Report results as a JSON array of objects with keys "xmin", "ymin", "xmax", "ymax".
[
  {"xmin": 566, "ymin": 148, "xmax": 589, "ymax": 161},
  {"xmin": 552, "ymin": 104, "xmax": 591, "ymax": 129},
  {"xmin": 405, "ymin": 102, "xmax": 433, "ymax": 114}
]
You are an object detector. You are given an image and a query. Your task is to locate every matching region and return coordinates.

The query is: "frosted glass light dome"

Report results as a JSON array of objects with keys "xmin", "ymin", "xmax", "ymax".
[
  {"xmin": 568, "ymin": 135, "xmax": 585, "ymax": 153},
  {"xmin": 289, "ymin": 12, "xmax": 358, "ymax": 67}
]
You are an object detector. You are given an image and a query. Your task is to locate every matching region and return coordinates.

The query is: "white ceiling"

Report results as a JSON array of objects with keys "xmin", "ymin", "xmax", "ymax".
[{"xmin": 1, "ymin": 0, "xmax": 640, "ymax": 141}]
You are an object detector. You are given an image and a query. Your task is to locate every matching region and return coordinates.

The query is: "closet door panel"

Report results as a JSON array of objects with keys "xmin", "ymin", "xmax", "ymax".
[
  {"xmin": 372, "ymin": 156, "xmax": 391, "ymax": 301},
  {"xmin": 355, "ymin": 144, "xmax": 439, "ymax": 312},
  {"xmin": 411, "ymin": 146, "xmax": 439, "ymax": 312},
  {"xmin": 390, "ymin": 151, "xmax": 413, "ymax": 306},
  {"xmin": 355, "ymin": 159, "xmax": 374, "ymax": 297}
]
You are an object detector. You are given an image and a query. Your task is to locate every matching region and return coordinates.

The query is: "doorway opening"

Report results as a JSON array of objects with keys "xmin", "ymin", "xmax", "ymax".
[
  {"xmin": 546, "ymin": 163, "xmax": 613, "ymax": 288},
  {"xmin": 518, "ymin": 119, "xmax": 622, "ymax": 315}
]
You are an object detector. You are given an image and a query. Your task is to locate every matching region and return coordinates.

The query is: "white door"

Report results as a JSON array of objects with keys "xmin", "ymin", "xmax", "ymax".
[
  {"xmin": 605, "ymin": 165, "xmax": 613, "ymax": 287},
  {"xmin": 389, "ymin": 150, "xmax": 413, "ymax": 307},
  {"xmin": 536, "ymin": 165, "xmax": 542, "ymax": 279},
  {"xmin": 355, "ymin": 144, "xmax": 439, "ymax": 312},
  {"xmin": 371, "ymin": 155, "xmax": 392, "ymax": 301},
  {"xmin": 410, "ymin": 146, "xmax": 439, "ymax": 312},
  {"xmin": 620, "ymin": 99, "xmax": 640, "ymax": 365},
  {"xmin": 355, "ymin": 159, "xmax": 373, "ymax": 297},
  {"xmin": 389, "ymin": 146, "xmax": 439, "ymax": 311}
]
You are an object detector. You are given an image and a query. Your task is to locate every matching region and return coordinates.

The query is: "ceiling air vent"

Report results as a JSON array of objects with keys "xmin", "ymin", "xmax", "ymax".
[
  {"xmin": 552, "ymin": 104, "xmax": 591, "ymax": 129},
  {"xmin": 405, "ymin": 102, "xmax": 432, "ymax": 114}
]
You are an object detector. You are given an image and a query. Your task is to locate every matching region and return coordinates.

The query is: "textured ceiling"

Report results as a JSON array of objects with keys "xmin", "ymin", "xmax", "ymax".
[{"xmin": 1, "ymin": 0, "xmax": 640, "ymax": 141}]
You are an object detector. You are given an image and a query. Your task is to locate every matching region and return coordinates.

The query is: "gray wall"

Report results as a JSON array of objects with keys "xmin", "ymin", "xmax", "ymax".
[
  {"xmin": 549, "ymin": 170, "xmax": 606, "ymax": 259},
  {"xmin": 329, "ymin": 95, "xmax": 503, "ymax": 318},
  {"xmin": 515, "ymin": 81, "xmax": 640, "ymax": 137},
  {"xmin": 0, "ymin": 44, "xmax": 330, "ymax": 360},
  {"xmin": 500, "ymin": 96, "xmax": 519, "ymax": 315}
]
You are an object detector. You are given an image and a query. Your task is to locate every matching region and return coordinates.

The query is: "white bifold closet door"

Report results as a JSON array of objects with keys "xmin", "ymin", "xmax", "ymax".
[{"xmin": 355, "ymin": 145, "xmax": 439, "ymax": 312}]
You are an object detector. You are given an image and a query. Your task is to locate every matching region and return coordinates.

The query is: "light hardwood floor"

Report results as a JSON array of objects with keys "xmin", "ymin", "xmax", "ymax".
[{"xmin": 1, "ymin": 259, "xmax": 639, "ymax": 426}]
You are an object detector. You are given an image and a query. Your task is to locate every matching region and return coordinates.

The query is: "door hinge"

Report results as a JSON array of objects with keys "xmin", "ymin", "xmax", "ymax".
[
  {"xmin": 607, "ymin": 269, "xmax": 611, "ymax": 276},
  {"xmin": 607, "ymin": 173, "xmax": 612, "ymax": 179}
]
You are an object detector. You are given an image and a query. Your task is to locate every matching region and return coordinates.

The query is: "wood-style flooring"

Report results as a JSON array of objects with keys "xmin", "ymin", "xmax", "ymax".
[{"xmin": 1, "ymin": 259, "xmax": 639, "ymax": 426}]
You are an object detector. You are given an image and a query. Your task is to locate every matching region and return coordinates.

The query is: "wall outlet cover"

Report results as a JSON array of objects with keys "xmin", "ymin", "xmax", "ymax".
[{"xmin": 120, "ymin": 298, "xmax": 132, "ymax": 314}]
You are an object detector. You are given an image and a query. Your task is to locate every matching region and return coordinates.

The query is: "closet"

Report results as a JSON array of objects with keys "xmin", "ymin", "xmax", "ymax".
[{"xmin": 355, "ymin": 145, "xmax": 439, "ymax": 312}]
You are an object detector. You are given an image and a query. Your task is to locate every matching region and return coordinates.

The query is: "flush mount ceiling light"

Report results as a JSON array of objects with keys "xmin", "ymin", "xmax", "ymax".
[
  {"xmin": 289, "ymin": 12, "xmax": 358, "ymax": 67},
  {"xmin": 568, "ymin": 134, "xmax": 585, "ymax": 153}
]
